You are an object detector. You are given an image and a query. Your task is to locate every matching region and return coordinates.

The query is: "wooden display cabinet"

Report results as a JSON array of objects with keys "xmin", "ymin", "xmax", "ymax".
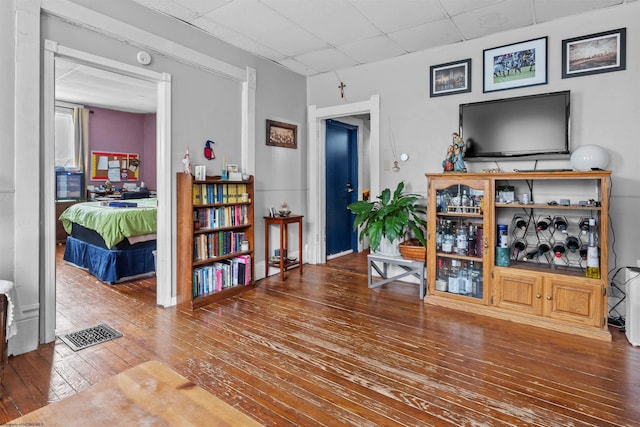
[
  {"xmin": 176, "ymin": 173, "xmax": 255, "ymax": 310},
  {"xmin": 425, "ymin": 171, "xmax": 611, "ymax": 341}
]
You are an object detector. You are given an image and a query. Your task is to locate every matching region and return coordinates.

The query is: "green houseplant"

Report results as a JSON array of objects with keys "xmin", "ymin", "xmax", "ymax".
[{"xmin": 347, "ymin": 181, "xmax": 426, "ymax": 254}]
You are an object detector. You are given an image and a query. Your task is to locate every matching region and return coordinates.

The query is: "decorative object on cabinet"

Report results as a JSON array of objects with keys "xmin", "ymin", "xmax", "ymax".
[
  {"xmin": 425, "ymin": 171, "xmax": 611, "ymax": 341},
  {"xmin": 266, "ymin": 119, "xmax": 297, "ymax": 149},
  {"xmin": 176, "ymin": 173, "xmax": 255, "ymax": 310},
  {"xmin": 570, "ymin": 144, "xmax": 610, "ymax": 171},
  {"xmin": 348, "ymin": 181, "xmax": 426, "ymax": 255},
  {"xmin": 562, "ymin": 28, "xmax": 626, "ymax": 79},
  {"xmin": 442, "ymin": 132, "xmax": 467, "ymax": 173},
  {"xmin": 429, "ymin": 58, "xmax": 471, "ymax": 97},
  {"xmin": 483, "ymin": 37, "xmax": 547, "ymax": 93}
]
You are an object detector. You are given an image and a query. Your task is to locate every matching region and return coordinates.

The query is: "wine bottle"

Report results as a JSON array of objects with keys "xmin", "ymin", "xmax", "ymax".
[
  {"xmin": 514, "ymin": 215, "xmax": 528, "ymax": 231},
  {"xmin": 566, "ymin": 236, "xmax": 580, "ymax": 253},
  {"xmin": 467, "ymin": 224, "xmax": 477, "ymax": 257},
  {"xmin": 512, "ymin": 240, "xmax": 527, "ymax": 260},
  {"xmin": 579, "ymin": 218, "xmax": 590, "ymax": 234},
  {"xmin": 536, "ymin": 217, "xmax": 551, "ymax": 232},
  {"xmin": 553, "ymin": 217, "xmax": 568, "ymax": 233},
  {"xmin": 553, "ymin": 241, "xmax": 566, "ymax": 258},
  {"xmin": 586, "ymin": 218, "xmax": 601, "ymax": 279},
  {"xmin": 524, "ymin": 243, "xmax": 550, "ymax": 261}
]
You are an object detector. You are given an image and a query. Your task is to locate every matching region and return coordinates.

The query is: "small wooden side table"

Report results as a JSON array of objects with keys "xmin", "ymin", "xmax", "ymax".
[{"xmin": 264, "ymin": 214, "xmax": 303, "ymax": 280}]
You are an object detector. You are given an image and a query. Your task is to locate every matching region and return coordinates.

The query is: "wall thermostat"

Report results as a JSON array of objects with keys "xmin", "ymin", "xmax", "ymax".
[{"xmin": 136, "ymin": 51, "xmax": 151, "ymax": 65}]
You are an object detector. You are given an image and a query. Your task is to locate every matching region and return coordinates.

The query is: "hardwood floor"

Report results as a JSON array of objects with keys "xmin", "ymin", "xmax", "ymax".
[{"xmin": 0, "ymin": 247, "xmax": 638, "ymax": 426}]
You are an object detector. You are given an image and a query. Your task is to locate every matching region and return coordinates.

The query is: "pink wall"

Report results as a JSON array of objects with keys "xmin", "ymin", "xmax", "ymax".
[{"xmin": 87, "ymin": 106, "xmax": 157, "ymax": 189}]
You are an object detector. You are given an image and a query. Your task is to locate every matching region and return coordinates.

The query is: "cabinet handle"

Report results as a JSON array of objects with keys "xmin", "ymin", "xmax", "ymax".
[
  {"xmin": 546, "ymin": 295, "xmax": 552, "ymax": 300},
  {"xmin": 536, "ymin": 294, "xmax": 541, "ymax": 299},
  {"xmin": 483, "ymin": 237, "xmax": 488, "ymax": 249}
]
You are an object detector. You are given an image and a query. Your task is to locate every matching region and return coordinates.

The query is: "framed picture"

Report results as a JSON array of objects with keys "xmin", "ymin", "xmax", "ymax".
[
  {"xmin": 483, "ymin": 37, "xmax": 547, "ymax": 93},
  {"xmin": 429, "ymin": 59, "xmax": 471, "ymax": 97},
  {"xmin": 562, "ymin": 28, "xmax": 626, "ymax": 79},
  {"xmin": 266, "ymin": 119, "xmax": 297, "ymax": 149}
]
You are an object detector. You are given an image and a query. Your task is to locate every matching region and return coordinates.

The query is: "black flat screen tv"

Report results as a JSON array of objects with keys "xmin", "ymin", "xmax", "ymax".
[{"xmin": 460, "ymin": 90, "xmax": 570, "ymax": 162}]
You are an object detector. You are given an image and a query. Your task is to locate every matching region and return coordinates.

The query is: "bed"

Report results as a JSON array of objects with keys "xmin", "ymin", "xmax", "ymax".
[{"xmin": 59, "ymin": 198, "xmax": 158, "ymax": 284}]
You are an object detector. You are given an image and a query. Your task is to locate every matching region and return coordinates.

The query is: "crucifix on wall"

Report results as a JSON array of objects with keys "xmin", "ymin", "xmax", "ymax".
[{"xmin": 338, "ymin": 81, "xmax": 346, "ymax": 98}]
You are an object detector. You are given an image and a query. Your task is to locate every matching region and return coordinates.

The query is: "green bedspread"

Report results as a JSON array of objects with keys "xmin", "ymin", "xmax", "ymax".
[{"xmin": 59, "ymin": 198, "xmax": 158, "ymax": 249}]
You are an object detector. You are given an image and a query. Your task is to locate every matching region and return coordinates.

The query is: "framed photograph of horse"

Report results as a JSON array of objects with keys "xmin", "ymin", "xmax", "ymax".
[
  {"xmin": 483, "ymin": 37, "xmax": 547, "ymax": 93},
  {"xmin": 429, "ymin": 59, "xmax": 471, "ymax": 97},
  {"xmin": 562, "ymin": 28, "xmax": 626, "ymax": 79}
]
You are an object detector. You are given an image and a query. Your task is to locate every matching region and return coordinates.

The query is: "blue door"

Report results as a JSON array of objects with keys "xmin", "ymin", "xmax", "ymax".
[{"xmin": 325, "ymin": 120, "xmax": 358, "ymax": 257}]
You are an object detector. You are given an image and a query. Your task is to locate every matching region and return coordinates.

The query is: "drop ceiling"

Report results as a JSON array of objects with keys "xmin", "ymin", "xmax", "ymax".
[{"xmin": 55, "ymin": 0, "xmax": 634, "ymax": 113}]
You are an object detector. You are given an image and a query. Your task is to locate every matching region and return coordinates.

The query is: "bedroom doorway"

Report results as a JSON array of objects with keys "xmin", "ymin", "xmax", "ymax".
[{"xmin": 43, "ymin": 42, "xmax": 172, "ymax": 343}]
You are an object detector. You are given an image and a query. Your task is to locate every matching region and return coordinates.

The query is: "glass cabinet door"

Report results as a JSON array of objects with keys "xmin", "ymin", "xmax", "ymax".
[{"xmin": 428, "ymin": 179, "xmax": 489, "ymax": 302}]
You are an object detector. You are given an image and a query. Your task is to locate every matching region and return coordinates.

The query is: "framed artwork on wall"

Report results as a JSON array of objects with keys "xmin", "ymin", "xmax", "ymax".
[
  {"xmin": 266, "ymin": 120, "xmax": 297, "ymax": 149},
  {"xmin": 562, "ymin": 28, "xmax": 626, "ymax": 79},
  {"xmin": 429, "ymin": 59, "xmax": 471, "ymax": 97},
  {"xmin": 483, "ymin": 37, "xmax": 547, "ymax": 93}
]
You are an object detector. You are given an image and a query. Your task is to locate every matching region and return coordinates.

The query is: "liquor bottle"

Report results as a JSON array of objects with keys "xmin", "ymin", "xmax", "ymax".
[
  {"xmin": 435, "ymin": 258, "xmax": 448, "ymax": 292},
  {"xmin": 536, "ymin": 217, "xmax": 551, "ymax": 232},
  {"xmin": 448, "ymin": 259, "xmax": 460, "ymax": 294},
  {"xmin": 553, "ymin": 217, "xmax": 568, "ymax": 233},
  {"xmin": 456, "ymin": 223, "xmax": 468, "ymax": 256},
  {"xmin": 586, "ymin": 218, "xmax": 601, "ymax": 279},
  {"xmin": 441, "ymin": 220, "xmax": 455, "ymax": 253},
  {"xmin": 470, "ymin": 261, "xmax": 483, "ymax": 298},
  {"xmin": 435, "ymin": 219, "xmax": 443, "ymax": 251},
  {"xmin": 467, "ymin": 224, "xmax": 477, "ymax": 257},
  {"xmin": 458, "ymin": 261, "xmax": 471, "ymax": 295},
  {"xmin": 514, "ymin": 215, "xmax": 528, "ymax": 231},
  {"xmin": 566, "ymin": 236, "xmax": 580, "ymax": 253},
  {"xmin": 512, "ymin": 240, "xmax": 527, "ymax": 260},
  {"xmin": 579, "ymin": 244, "xmax": 588, "ymax": 260}
]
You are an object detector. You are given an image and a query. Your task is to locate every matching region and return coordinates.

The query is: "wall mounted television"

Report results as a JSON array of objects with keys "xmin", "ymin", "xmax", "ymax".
[{"xmin": 460, "ymin": 90, "xmax": 571, "ymax": 162}]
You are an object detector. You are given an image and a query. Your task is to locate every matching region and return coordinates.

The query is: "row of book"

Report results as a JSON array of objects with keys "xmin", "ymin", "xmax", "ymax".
[
  {"xmin": 192, "ymin": 183, "xmax": 249, "ymax": 205},
  {"xmin": 194, "ymin": 205, "xmax": 249, "ymax": 230},
  {"xmin": 193, "ymin": 231, "xmax": 247, "ymax": 261},
  {"xmin": 192, "ymin": 255, "xmax": 251, "ymax": 297}
]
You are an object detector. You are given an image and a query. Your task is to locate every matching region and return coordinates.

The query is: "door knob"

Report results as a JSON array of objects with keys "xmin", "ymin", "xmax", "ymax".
[{"xmin": 346, "ymin": 183, "xmax": 354, "ymax": 193}]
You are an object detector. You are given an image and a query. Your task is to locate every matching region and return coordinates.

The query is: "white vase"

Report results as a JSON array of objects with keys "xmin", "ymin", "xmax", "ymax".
[{"xmin": 375, "ymin": 237, "xmax": 401, "ymax": 257}]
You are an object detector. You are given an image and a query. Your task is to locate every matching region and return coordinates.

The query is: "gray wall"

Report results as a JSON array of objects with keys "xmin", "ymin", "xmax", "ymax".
[{"xmin": 308, "ymin": 2, "xmax": 640, "ymax": 271}]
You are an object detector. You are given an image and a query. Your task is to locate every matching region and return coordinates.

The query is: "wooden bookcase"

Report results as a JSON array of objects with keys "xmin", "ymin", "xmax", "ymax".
[
  {"xmin": 176, "ymin": 173, "xmax": 255, "ymax": 309},
  {"xmin": 425, "ymin": 171, "xmax": 611, "ymax": 341}
]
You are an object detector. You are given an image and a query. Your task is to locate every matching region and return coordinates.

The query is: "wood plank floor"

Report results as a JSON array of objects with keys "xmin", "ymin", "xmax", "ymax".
[{"xmin": 0, "ymin": 246, "xmax": 638, "ymax": 426}]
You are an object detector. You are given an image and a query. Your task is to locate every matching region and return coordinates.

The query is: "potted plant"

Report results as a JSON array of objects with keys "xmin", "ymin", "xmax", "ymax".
[{"xmin": 347, "ymin": 181, "xmax": 426, "ymax": 256}]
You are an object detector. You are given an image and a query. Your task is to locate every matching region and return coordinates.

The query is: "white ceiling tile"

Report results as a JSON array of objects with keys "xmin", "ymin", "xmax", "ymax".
[
  {"xmin": 349, "ymin": 0, "xmax": 446, "ymax": 33},
  {"xmin": 262, "ymin": 0, "xmax": 382, "ymax": 45},
  {"xmin": 293, "ymin": 48, "xmax": 359, "ymax": 74},
  {"xmin": 337, "ymin": 35, "xmax": 406, "ymax": 64},
  {"xmin": 534, "ymin": 0, "xmax": 623, "ymax": 23},
  {"xmin": 439, "ymin": 0, "xmax": 504, "ymax": 17},
  {"xmin": 198, "ymin": 0, "xmax": 327, "ymax": 57},
  {"xmin": 191, "ymin": 15, "xmax": 288, "ymax": 60},
  {"xmin": 388, "ymin": 18, "xmax": 462, "ymax": 52},
  {"xmin": 452, "ymin": 0, "xmax": 533, "ymax": 40},
  {"xmin": 276, "ymin": 57, "xmax": 319, "ymax": 76}
]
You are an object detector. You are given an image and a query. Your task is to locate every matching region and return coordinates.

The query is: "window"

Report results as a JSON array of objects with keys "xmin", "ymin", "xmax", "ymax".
[{"xmin": 55, "ymin": 106, "xmax": 76, "ymax": 168}]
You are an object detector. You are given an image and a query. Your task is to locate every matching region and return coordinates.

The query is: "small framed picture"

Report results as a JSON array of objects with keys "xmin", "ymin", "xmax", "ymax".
[
  {"xmin": 266, "ymin": 120, "xmax": 297, "ymax": 149},
  {"xmin": 562, "ymin": 28, "xmax": 626, "ymax": 79},
  {"xmin": 430, "ymin": 59, "xmax": 471, "ymax": 97},
  {"xmin": 483, "ymin": 37, "xmax": 547, "ymax": 93},
  {"xmin": 226, "ymin": 164, "xmax": 239, "ymax": 173}
]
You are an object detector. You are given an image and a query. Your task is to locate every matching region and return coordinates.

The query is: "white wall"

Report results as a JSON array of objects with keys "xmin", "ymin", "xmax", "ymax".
[
  {"xmin": 3, "ymin": 0, "xmax": 307, "ymax": 355},
  {"xmin": 307, "ymin": 2, "xmax": 640, "ymax": 271}
]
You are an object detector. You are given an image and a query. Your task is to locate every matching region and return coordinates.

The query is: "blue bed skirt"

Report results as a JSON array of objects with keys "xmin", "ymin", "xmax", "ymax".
[{"xmin": 63, "ymin": 236, "xmax": 156, "ymax": 284}]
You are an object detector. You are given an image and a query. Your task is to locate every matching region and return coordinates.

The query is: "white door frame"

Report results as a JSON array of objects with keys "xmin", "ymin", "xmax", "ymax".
[
  {"xmin": 307, "ymin": 95, "xmax": 380, "ymax": 265},
  {"xmin": 42, "ymin": 41, "xmax": 173, "ymax": 342}
]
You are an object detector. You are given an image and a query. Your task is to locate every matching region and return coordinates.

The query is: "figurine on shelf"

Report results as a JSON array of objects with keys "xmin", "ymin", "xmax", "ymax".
[{"xmin": 443, "ymin": 133, "xmax": 467, "ymax": 173}]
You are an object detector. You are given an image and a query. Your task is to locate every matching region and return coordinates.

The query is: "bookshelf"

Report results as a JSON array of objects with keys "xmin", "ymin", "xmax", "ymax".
[{"xmin": 177, "ymin": 173, "xmax": 255, "ymax": 309}]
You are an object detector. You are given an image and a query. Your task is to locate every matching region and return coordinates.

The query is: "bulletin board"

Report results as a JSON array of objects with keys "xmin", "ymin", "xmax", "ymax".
[{"xmin": 91, "ymin": 151, "xmax": 139, "ymax": 182}]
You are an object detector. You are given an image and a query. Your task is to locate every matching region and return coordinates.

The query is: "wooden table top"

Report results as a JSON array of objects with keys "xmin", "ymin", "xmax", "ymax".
[{"xmin": 11, "ymin": 360, "xmax": 263, "ymax": 426}]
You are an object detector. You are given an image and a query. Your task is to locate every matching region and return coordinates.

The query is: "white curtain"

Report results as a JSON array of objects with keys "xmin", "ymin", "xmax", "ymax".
[{"xmin": 72, "ymin": 107, "xmax": 90, "ymax": 173}]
